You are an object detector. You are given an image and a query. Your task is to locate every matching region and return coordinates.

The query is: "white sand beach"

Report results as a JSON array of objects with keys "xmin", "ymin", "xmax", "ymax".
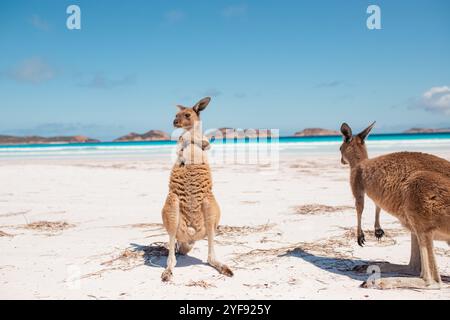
[{"xmin": 0, "ymin": 147, "xmax": 449, "ymax": 300}]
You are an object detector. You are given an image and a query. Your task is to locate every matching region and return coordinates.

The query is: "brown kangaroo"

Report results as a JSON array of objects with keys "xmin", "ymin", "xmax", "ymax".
[
  {"xmin": 161, "ymin": 97, "xmax": 233, "ymax": 282},
  {"xmin": 340, "ymin": 122, "xmax": 450, "ymax": 289}
]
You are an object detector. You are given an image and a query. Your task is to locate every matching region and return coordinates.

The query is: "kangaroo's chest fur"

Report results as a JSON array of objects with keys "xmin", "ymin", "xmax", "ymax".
[{"xmin": 169, "ymin": 164, "xmax": 213, "ymax": 241}]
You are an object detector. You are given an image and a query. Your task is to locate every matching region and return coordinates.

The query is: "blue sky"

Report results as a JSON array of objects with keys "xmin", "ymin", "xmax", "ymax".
[{"xmin": 1, "ymin": 0, "xmax": 449, "ymax": 140}]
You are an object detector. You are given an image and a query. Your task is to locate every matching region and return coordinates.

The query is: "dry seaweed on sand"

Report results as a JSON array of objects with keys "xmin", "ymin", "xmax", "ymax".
[
  {"xmin": 232, "ymin": 239, "xmax": 351, "ymax": 265},
  {"xmin": 240, "ymin": 200, "xmax": 260, "ymax": 205},
  {"xmin": 0, "ymin": 230, "xmax": 13, "ymax": 237},
  {"xmin": 23, "ymin": 221, "xmax": 74, "ymax": 232},
  {"xmin": 435, "ymin": 247, "xmax": 450, "ymax": 257},
  {"xmin": 217, "ymin": 223, "xmax": 275, "ymax": 237},
  {"xmin": 185, "ymin": 280, "xmax": 216, "ymax": 289},
  {"xmin": 101, "ymin": 249, "xmax": 144, "ymax": 267},
  {"xmin": 232, "ymin": 227, "xmax": 407, "ymax": 268},
  {"xmin": 94, "ymin": 242, "xmax": 169, "ymax": 274},
  {"xmin": 338, "ymin": 226, "xmax": 406, "ymax": 246},
  {"xmin": 243, "ymin": 282, "xmax": 274, "ymax": 289},
  {"xmin": 292, "ymin": 204, "xmax": 353, "ymax": 215},
  {"xmin": 124, "ymin": 222, "xmax": 164, "ymax": 230},
  {"xmin": 102, "ymin": 242, "xmax": 169, "ymax": 265},
  {"xmin": 82, "ymin": 243, "xmax": 169, "ymax": 279},
  {"xmin": 231, "ymin": 240, "xmax": 359, "ymax": 274}
]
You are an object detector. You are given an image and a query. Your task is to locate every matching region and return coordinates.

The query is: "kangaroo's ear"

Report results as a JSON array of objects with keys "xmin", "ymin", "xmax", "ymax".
[
  {"xmin": 193, "ymin": 97, "xmax": 211, "ymax": 114},
  {"xmin": 340, "ymin": 123, "xmax": 353, "ymax": 142},
  {"xmin": 176, "ymin": 105, "xmax": 186, "ymax": 112},
  {"xmin": 358, "ymin": 121, "xmax": 376, "ymax": 142}
]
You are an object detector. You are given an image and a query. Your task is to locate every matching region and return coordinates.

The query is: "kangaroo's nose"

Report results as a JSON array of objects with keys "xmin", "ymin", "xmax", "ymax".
[{"xmin": 173, "ymin": 120, "xmax": 179, "ymax": 126}]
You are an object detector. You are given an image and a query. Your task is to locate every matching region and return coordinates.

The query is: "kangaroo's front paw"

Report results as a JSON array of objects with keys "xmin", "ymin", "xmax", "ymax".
[
  {"xmin": 161, "ymin": 269, "xmax": 173, "ymax": 282},
  {"xmin": 357, "ymin": 232, "xmax": 366, "ymax": 247},
  {"xmin": 375, "ymin": 228, "xmax": 385, "ymax": 240},
  {"xmin": 220, "ymin": 265, "xmax": 234, "ymax": 277}
]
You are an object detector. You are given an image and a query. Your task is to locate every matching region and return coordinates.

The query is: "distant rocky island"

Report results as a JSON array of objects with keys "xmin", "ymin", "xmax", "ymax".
[
  {"xmin": 0, "ymin": 135, "xmax": 99, "ymax": 145},
  {"xmin": 3, "ymin": 126, "xmax": 449, "ymax": 146},
  {"xmin": 403, "ymin": 128, "xmax": 450, "ymax": 134},
  {"xmin": 114, "ymin": 130, "xmax": 170, "ymax": 142},
  {"xmin": 293, "ymin": 128, "xmax": 340, "ymax": 137}
]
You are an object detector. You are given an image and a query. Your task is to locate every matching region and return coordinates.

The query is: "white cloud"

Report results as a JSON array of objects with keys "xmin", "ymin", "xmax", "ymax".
[
  {"xmin": 29, "ymin": 14, "xmax": 50, "ymax": 31},
  {"xmin": 222, "ymin": 4, "xmax": 248, "ymax": 18},
  {"xmin": 9, "ymin": 57, "xmax": 56, "ymax": 84},
  {"xmin": 419, "ymin": 86, "xmax": 450, "ymax": 115}
]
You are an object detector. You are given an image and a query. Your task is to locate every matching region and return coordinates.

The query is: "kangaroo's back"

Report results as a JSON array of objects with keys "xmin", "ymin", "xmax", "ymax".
[
  {"xmin": 361, "ymin": 152, "xmax": 450, "ymax": 182},
  {"xmin": 358, "ymin": 152, "xmax": 450, "ymax": 217}
]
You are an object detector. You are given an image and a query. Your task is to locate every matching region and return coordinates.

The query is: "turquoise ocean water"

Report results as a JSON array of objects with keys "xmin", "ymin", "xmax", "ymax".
[{"xmin": 0, "ymin": 133, "xmax": 449, "ymax": 160}]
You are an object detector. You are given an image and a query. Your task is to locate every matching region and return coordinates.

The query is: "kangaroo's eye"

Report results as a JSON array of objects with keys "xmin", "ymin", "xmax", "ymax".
[{"xmin": 185, "ymin": 114, "xmax": 191, "ymax": 118}]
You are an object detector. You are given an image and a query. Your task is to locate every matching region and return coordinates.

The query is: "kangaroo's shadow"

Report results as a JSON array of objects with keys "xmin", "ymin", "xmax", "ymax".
[
  {"xmin": 282, "ymin": 248, "xmax": 371, "ymax": 281},
  {"xmin": 130, "ymin": 242, "xmax": 204, "ymax": 269},
  {"xmin": 284, "ymin": 248, "xmax": 450, "ymax": 283}
]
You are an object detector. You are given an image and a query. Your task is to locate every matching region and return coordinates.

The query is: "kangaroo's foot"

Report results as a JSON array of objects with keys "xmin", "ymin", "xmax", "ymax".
[
  {"xmin": 357, "ymin": 231, "xmax": 366, "ymax": 247},
  {"xmin": 177, "ymin": 241, "xmax": 195, "ymax": 255},
  {"xmin": 361, "ymin": 277, "xmax": 442, "ymax": 290},
  {"xmin": 208, "ymin": 259, "xmax": 234, "ymax": 277},
  {"xmin": 353, "ymin": 262, "xmax": 420, "ymax": 276},
  {"xmin": 203, "ymin": 195, "xmax": 233, "ymax": 278},
  {"xmin": 161, "ymin": 233, "xmax": 177, "ymax": 282},
  {"xmin": 374, "ymin": 228, "xmax": 385, "ymax": 240},
  {"xmin": 161, "ymin": 269, "xmax": 173, "ymax": 282}
]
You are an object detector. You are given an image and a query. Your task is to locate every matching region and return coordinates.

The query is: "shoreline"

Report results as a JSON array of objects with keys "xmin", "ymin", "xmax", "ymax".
[
  {"xmin": 1, "ymin": 138, "xmax": 449, "ymax": 163},
  {"xmin": 1, "ymin": 131, "xmax": 450, "ymax": 148}
]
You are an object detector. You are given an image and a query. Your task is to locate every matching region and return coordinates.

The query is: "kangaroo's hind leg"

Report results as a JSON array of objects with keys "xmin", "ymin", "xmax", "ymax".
[
  {"xmin": 203, "ymin": 195, "xmax": 233, "ymax": 277},
  {"xmin": 362, "ymin": 231, "xmax": 441, "ymax": 290},
  {"xmin": 374, "ymin": 206, "xmax": 385, "ymax": 240},
  {"xmin": 161, "ymin": 193, "xmax": 180, "ymax": 282},
  {"xmin": 417, "ymin": 231, "xmax": 442, "ymax": 287}
]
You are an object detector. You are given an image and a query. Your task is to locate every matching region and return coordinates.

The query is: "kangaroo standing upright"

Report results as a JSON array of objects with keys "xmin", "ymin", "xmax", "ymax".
[
  {"xmin": 340, "ymin": 122, "xmax": 450, "ymax": 289},
  {"xmin": 161, "ymin": 97, "xmax": 233, "ymax": 282}
]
